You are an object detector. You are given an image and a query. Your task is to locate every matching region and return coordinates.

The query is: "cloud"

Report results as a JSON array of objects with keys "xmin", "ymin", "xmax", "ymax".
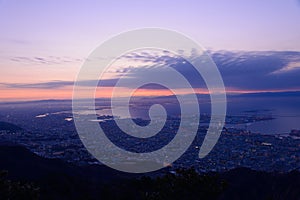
[
  {"xmin": 271, "ymin": 61, "xmax": 300, "ymax": 74},
  {"xmin": 211, "ymin": 51, "xmax": 300, "ymax": 91},
  {"xmin": 0, "ymin": 81, "xmax": 74, "ymax": 89},
  {"xmin": 108, "ymin": 50, "xmax": 300, "ymax": 92},
  {"xmin": 2, "ymin": 50, "xmax": 300, "ymax": 93},
  {"xmin": 10, "ymin": 56, "xmax": 83, "ymax": 65},
  {"xmin": 0, "ymin": 79, "xmax": 119, "ymax": 89}
]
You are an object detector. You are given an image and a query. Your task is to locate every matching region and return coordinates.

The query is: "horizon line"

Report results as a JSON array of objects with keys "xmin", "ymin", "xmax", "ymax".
[{"xmin": 1, "ymin": 90, "xmax": 300, "ymax": 104}]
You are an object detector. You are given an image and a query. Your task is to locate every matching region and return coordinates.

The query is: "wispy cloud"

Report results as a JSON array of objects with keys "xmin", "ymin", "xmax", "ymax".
[
  {"xmin": 0, "ymin": 78, "xmax": 119, "ymax": 89},
  {"xmin": 271, "ymin": 61, "xmax": 300, "ymax": 74},
  {"xmin": 10, "ymin": 56, "xmax": 83, "ymax": 65},
  {"xmin": 0, "ymin": 81, "xmax": 74, "ymax": 89}
]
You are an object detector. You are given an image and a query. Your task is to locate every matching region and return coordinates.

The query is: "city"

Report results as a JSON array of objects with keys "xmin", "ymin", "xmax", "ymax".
[{"xmin": 0, "ymin": 103, "xmax": 298, "ymax": 173}]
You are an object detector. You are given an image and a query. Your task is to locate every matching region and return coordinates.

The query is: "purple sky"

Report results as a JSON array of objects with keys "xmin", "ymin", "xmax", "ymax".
[
  {"xmin": 1, "ymin": 0, "xmax": 300, "ymax": 52},
  {"xmin": 0, "ymin": 0, "xmax": 300, "ymax": 100}
]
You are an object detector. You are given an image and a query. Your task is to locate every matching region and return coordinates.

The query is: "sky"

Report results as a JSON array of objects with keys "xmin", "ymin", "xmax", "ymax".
[{"xmin": 0, "ymin": 0, "xmax": 300, "ymax": 101}]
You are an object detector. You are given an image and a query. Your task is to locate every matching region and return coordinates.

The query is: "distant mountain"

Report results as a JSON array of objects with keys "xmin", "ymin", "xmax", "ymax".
[
  {"xmin": 228, "ymin": 91, "xmax": 300, "ymax": 98},
  {"xmin": 0, "ymin": 99, "xmax": 72, "ymax": 106}
]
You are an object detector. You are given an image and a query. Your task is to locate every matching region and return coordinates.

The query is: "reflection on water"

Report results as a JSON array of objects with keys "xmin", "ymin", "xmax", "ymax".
[
  {"xmin": 227, "ymin": 96, "xmax": 300, "ymax": 134},
  {"xmin": 96, "ymin": 96, "xmax": 300, "ymax": 135},
  {"xmin": 235, "ymin": 115, "xmax": 300, "ymax": 135}
]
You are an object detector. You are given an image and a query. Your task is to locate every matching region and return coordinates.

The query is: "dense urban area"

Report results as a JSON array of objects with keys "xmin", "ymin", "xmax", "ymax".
[{"xmin": 0, "ymin": 107, "xmax": 299, "ymax": 173}]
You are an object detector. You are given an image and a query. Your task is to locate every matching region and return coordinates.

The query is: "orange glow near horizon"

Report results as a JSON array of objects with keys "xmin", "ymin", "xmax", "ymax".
[
  {"xmin": 1, "ymin": 85, "xmax": 300, "ymax": 102},
  {"xmin": 0, "ymin": 86, "xmax": 73, "ymax": 101}
]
